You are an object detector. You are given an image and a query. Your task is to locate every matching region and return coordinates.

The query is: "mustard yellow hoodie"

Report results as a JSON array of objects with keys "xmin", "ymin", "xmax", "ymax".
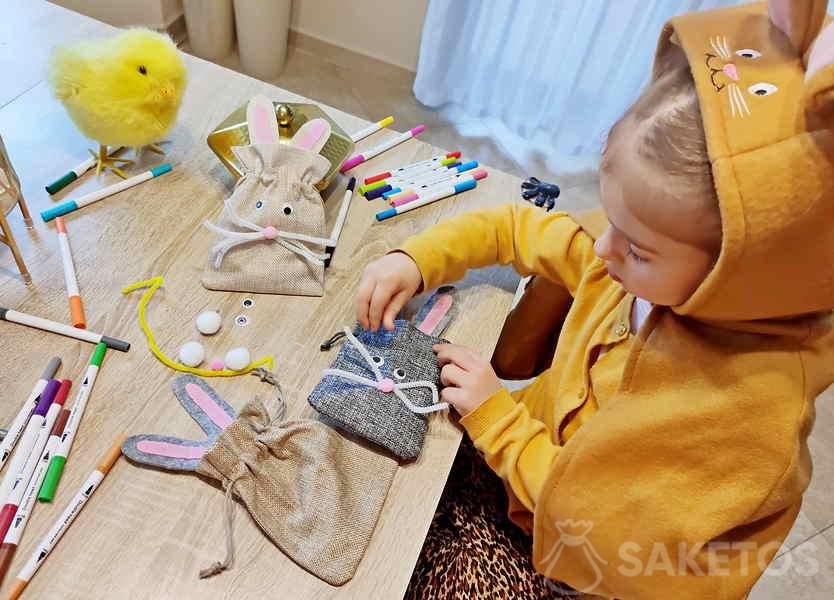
[{"xmin": 398, "ymin": 1, "xmax": 834, "ymax": 597}]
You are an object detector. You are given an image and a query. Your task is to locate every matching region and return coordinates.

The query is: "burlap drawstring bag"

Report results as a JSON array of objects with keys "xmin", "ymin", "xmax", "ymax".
[
  {"xmin": 122, "ymin": 372, "xmax": 397, "ymax": 586},
  {"xmin": 309, "ymin": 287, "xmax": 457, "ymax": 461},
  {"xmin": 201, "ymin": 142, "xmax": 333, "ymax": 296}
]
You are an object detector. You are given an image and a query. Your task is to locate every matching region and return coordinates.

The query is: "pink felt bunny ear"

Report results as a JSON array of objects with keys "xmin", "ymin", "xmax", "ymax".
[
  {"xmin": 246, "ymin": 95, "xmax": 281, "ymax": 145},
  {"xmin": 121, "ymin": 376, "xmax": 237, "ymax": 472},
  {"xmin": 768, "ymin": 0, "xmax": 828, "ymax": 61}
]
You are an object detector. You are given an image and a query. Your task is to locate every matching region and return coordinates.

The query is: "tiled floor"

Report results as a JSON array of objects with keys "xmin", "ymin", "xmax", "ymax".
[{"xmin": 184, "ymin": 35, "xmax": 834, "ymax": 598}]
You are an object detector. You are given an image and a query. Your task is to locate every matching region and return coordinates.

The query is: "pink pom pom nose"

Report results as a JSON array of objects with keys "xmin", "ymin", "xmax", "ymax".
[
  {"xmin": 377, "ymin": 378, "xmax": 395, "ymax": 393},
  {"xmin": 262, "ymin": 226, "xmax": 279, "ymax": 240}
]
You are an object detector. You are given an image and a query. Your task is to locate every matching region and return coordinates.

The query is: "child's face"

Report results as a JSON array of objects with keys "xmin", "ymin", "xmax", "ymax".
[{"xmin": 595, "ymin": 144, "xmax": 717, "ymax": 307}]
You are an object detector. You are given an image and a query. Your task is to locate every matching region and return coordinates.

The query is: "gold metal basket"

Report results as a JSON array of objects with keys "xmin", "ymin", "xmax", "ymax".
[{"xmin": 207, "ymin": 101, "xmax": 354, "ymax": 191}]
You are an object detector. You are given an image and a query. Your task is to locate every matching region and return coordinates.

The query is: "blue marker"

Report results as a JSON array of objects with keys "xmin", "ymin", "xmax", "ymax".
[
  {"xmin": 41, "ymin": 164, "xmax": 172, "ymax": 222},
  {"xmin": 377, "ymin": 178, "xmax": 479, "ymax": 221}
]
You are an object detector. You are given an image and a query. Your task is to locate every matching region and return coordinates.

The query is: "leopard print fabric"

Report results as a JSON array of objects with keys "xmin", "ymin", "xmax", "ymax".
[{"xmin": 405, "ymin": 437, "xmax": 580, "ymax": 599}]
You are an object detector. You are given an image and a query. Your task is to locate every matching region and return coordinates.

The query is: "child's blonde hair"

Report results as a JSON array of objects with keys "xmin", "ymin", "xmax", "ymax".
[{"xmin": 603, "ymin": 61, "xmax": 722, "ymax": 252}]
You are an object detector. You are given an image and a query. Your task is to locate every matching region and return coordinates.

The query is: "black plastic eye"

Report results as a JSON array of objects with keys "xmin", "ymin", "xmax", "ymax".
[
  {"xmin": 282, "ymin": 203, "xmax": 293, "ymax": 215},
  {"xmin": 393, "ymin": 368, "xmax": 406, "ymax": 380},
  {"xmin": 255, "ymin": 200, "xmax": 264, "ymax": 209},
  {"xmin": 371, "ymin": 356, "xmax": 384, "ymax": 366},
  {"xmin": 235, "ymin": 315, "xmax": 250, "ymax": 327},
  {"xmin": 138, "ymin": 65, "xmax": 147, "ymax": 75},
  {"xmin": 242, "ymin": 298, "xmax": 254, "ymax": 308}
]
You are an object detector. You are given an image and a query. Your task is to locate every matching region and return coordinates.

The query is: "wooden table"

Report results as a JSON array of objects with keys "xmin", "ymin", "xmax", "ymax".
[{"xmin": 0, "ymin": 2, "xmax": 519, "ymax": 598}]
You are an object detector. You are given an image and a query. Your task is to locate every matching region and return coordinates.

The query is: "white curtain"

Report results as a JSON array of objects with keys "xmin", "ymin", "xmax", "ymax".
[{"xmin": 414, "ymin": 0, "xmax": 744, "ymax": 175}]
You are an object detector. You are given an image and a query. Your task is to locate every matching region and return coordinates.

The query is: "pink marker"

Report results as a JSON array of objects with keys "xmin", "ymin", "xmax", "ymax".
[
  {"xmin": 390, "ymin": 170, "xmax": 488, "ymax": 207},
  {"xmin": 340, "ymin": 125, "xmax": 426, "ymax": 173}
]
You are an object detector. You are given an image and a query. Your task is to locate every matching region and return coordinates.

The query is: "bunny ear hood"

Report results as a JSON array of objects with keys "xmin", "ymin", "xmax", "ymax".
[{"xmin": 654, "ymin": 1, "xmax": 834, "ymax": 322}]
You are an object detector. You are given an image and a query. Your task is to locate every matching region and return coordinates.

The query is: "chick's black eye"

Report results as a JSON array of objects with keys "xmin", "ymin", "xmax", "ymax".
[{"xmin": 138, "ymin": 65, "xmax": 147, "ymax": 75}]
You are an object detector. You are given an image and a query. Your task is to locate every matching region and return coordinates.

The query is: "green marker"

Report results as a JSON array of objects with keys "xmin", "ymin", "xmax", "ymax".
[{"xmin": 38, "ymin": 343, "xmax": 107, "ymax": 502}]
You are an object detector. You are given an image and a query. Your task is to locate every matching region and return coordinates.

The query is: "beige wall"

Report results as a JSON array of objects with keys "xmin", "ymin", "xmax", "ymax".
[
  {"xmin": 290, "ymin": 0, "xmax": 428, "ymax": 71},
  {"xmin": 50, "ymin": 0, "xmax": 428, "ymax": 72},
  {"xmin": 51, "ymin": 0, "xmax": 183, "ymax": 29}
]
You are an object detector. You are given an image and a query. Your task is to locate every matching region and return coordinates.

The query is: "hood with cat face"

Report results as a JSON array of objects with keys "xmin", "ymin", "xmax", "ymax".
[{"xmin": 654, "ymin": 0, "xmax": 834, "ymax": 323}]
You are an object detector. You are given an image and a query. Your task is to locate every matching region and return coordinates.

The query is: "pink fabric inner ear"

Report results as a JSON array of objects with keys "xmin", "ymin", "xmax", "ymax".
[
  {"xmin": 137, "ymin": 440, "xmax": 207, "ymax": 460},
  {"xmin": 293, "ymin": 119, "xmax": 328, "ymax": 150},
  {"xmin": 807, "ymin": 21, "xmax": 834, "ymax": 80},
  {"xmin": 418, "ymin": 294, "xmax": 453, "ymax": 335},
  {"xmin": 186, "ymin": 383, "xmax": 233, "ymax": 429},
  {"xmin": 250, "ymin": 103, "xmax": 276, "ymax": 144}
]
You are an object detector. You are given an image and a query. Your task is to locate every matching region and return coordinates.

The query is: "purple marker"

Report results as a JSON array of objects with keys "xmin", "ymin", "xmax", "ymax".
[
  {"xmin": 340, "ymin": 124, "xmax": 426, "ymax": 173},
  {"xmin": 0, "ymin": 380, "xmax": 58, "ymax": 506}
]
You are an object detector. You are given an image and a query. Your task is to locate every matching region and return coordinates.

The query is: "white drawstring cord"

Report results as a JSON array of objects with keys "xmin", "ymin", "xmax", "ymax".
[
  {"xmin": 321, "ymin": 327, "xmax": 448, "ymax": 415},
  {"xmin": 205, "ymin": 199, "xmax": 332, "ymax": 268}
]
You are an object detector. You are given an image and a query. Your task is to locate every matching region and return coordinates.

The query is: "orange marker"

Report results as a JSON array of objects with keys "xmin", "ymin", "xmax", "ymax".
[{"xmin": 55, "ymin": 217, "xmax": 86, "ymax": 329}]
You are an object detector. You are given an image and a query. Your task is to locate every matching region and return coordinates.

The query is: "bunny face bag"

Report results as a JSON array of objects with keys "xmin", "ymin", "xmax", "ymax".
[
  {"xmin": 201, "ymin": 142, "xmax": 332, "ymax": 295},
  {"xmin": 308, "ymin": 287, "xmax": 457, "ymax": 461},
  {"xmin": 121, "ymin": 374, "xmax": 396, "ymax": 586}
]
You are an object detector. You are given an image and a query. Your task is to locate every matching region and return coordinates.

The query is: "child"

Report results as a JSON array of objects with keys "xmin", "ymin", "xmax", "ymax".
[{"xmin": 359, "ymin": 1, "xmax": 834, "ymax": 597}]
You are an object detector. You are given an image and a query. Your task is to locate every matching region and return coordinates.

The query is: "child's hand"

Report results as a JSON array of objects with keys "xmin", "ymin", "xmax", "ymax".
[
  {"xmin": 434, "ymin": 344, "xmax": 502, "ymax": 416},
  {"xmin": 356, "ymin": 252, "xmax": 423, "ymax": 331}
]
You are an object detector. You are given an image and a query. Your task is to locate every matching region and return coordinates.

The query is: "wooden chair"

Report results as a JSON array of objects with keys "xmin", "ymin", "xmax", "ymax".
[{"xmin": 0, "ymin": 135, "xmax": 32, "ymax": 283}]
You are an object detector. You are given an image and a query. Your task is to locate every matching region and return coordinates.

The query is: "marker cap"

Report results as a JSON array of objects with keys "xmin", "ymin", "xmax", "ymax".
[
  {"xmin": 40, "ymin": 201, "xmax": 78, "ymax": 222},
  {"xmin": 91, "ymin": 342, "xmax": 107, "ymax": 366},
  {"xmin": 376, "ymin": 208, "xmax": 397, "ymax": 221},
  {"xmin": 38, "ymin": 455, "xmax": 67, "ymax": 502},
  {"xmin": 340, "ymin": 155, "xmax": 365, "ymax": 173},
  {"xmin": 46, "ymin": 172, "xmax": 78, "ymax": 195}
]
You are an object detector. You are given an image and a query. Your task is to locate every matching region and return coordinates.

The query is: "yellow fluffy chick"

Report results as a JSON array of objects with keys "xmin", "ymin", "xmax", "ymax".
[{"xmin": 48, "ymin": 28, "xmax": 187, "ymax": 178}]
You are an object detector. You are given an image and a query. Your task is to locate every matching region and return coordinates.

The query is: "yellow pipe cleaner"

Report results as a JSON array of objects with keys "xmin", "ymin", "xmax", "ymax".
[{"xmin": 122, "ymin": 276, "xmax": 274, "ymax": 377}]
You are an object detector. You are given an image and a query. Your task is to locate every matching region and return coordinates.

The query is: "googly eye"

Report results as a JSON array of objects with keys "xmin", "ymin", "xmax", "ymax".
[
  {"xmin": 281, "ymin": 203, "xmax": 293, "ymax": 216},
  {"xmin": 242, "ymin": 297, "xmax": 254, "ymax": 309},
  {"xmin": 748, "ymin": 82, "xmax": 778, "ymax": 96},
  {"xmin": 393, "ymin": 368, "xmax": 406, "ymax": 380},
  {"xmin": 255, "ymin": 200, "xmax": 264, "ymax": 210},
  {"xmin": 735, "ymin": 49, "xmax": 761, "ymax": 59},
  {"xmin": 371, "ymin": 356, "xmax": 384, "ymax": 366},
  {"xmin": 234, "ymin": 314, "xmax": 250, "ymax": 327}
]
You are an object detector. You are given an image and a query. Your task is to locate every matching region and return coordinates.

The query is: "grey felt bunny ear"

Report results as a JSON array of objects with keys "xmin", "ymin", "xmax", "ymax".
[
  {"xmin": 412, "ymin": 286, "xmax": 457, "ymax": 338},
  {"xmin": 122, "ymin": 375, "xmax": 237, "ymax": 472}
]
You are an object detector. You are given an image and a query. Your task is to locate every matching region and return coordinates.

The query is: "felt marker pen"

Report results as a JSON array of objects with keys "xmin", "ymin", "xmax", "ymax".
[
  {"xmin": 376, "ymin": 179, "xmax": 478, "ymax": 221},
  {"xmin": 0, "ymin": 358, "xmax": 61, "ymax": 471},
  {"xmin": 0, "ymin": 381, "xmax": 58, "ymax": 506},
  {"xmin": 38, "ymin": 344, "xmax": 106, "ymax": 502},
  {"xmin": 350, "ymin": 116, "xmax": 394, "ymax": 143},
  {"xmin": 41, "ymin": 164, "xmax": 172, "ymax": 222},
  {"xmin": 340, "ymin": 125, "xmax": 426, "ymax": 173},
  {"xmin": 363, "ymin": 151, "xmax": 461, "ymax": 184},
  {"xmin": 0, "ymin": 381, "xmax": 70, "ymax": 542}
]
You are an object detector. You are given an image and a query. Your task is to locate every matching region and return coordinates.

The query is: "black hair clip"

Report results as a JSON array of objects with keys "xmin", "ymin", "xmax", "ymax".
[{"xmin": 521, "ymin": 177, "xmax": 560, "ymax": 211}]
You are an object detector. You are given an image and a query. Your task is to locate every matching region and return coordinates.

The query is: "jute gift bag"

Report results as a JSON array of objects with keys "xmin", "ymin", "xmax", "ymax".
[
  {"xmin": 202, "ymin": 143, "xmax": 332, "ymax": 296},
  {"xmin": 122, "ymin": 373, "xmax": 396, "ymax": 585}
]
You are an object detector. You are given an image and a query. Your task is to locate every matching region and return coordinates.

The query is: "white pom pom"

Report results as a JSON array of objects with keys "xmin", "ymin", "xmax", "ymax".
[
  {"xmin": 224, "ymin": 347, "xmax": 251, "ymax": 371},
  {"xmin": 196, "ymin": 311, "xmax": 222, "ymax": 335},
  {"xmin": 179, "ymin": 341, "xmax": 206, "ymax": 367}
]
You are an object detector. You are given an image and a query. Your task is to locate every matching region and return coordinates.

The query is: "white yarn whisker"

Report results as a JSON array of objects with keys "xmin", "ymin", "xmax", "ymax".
[
  {"xmin": 321, "ymin": 327, "xmax": 449, "ymax": 414},
  {"xmin": 205, "ymin": 201, "xmax": 332, "ymax": 267}
]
